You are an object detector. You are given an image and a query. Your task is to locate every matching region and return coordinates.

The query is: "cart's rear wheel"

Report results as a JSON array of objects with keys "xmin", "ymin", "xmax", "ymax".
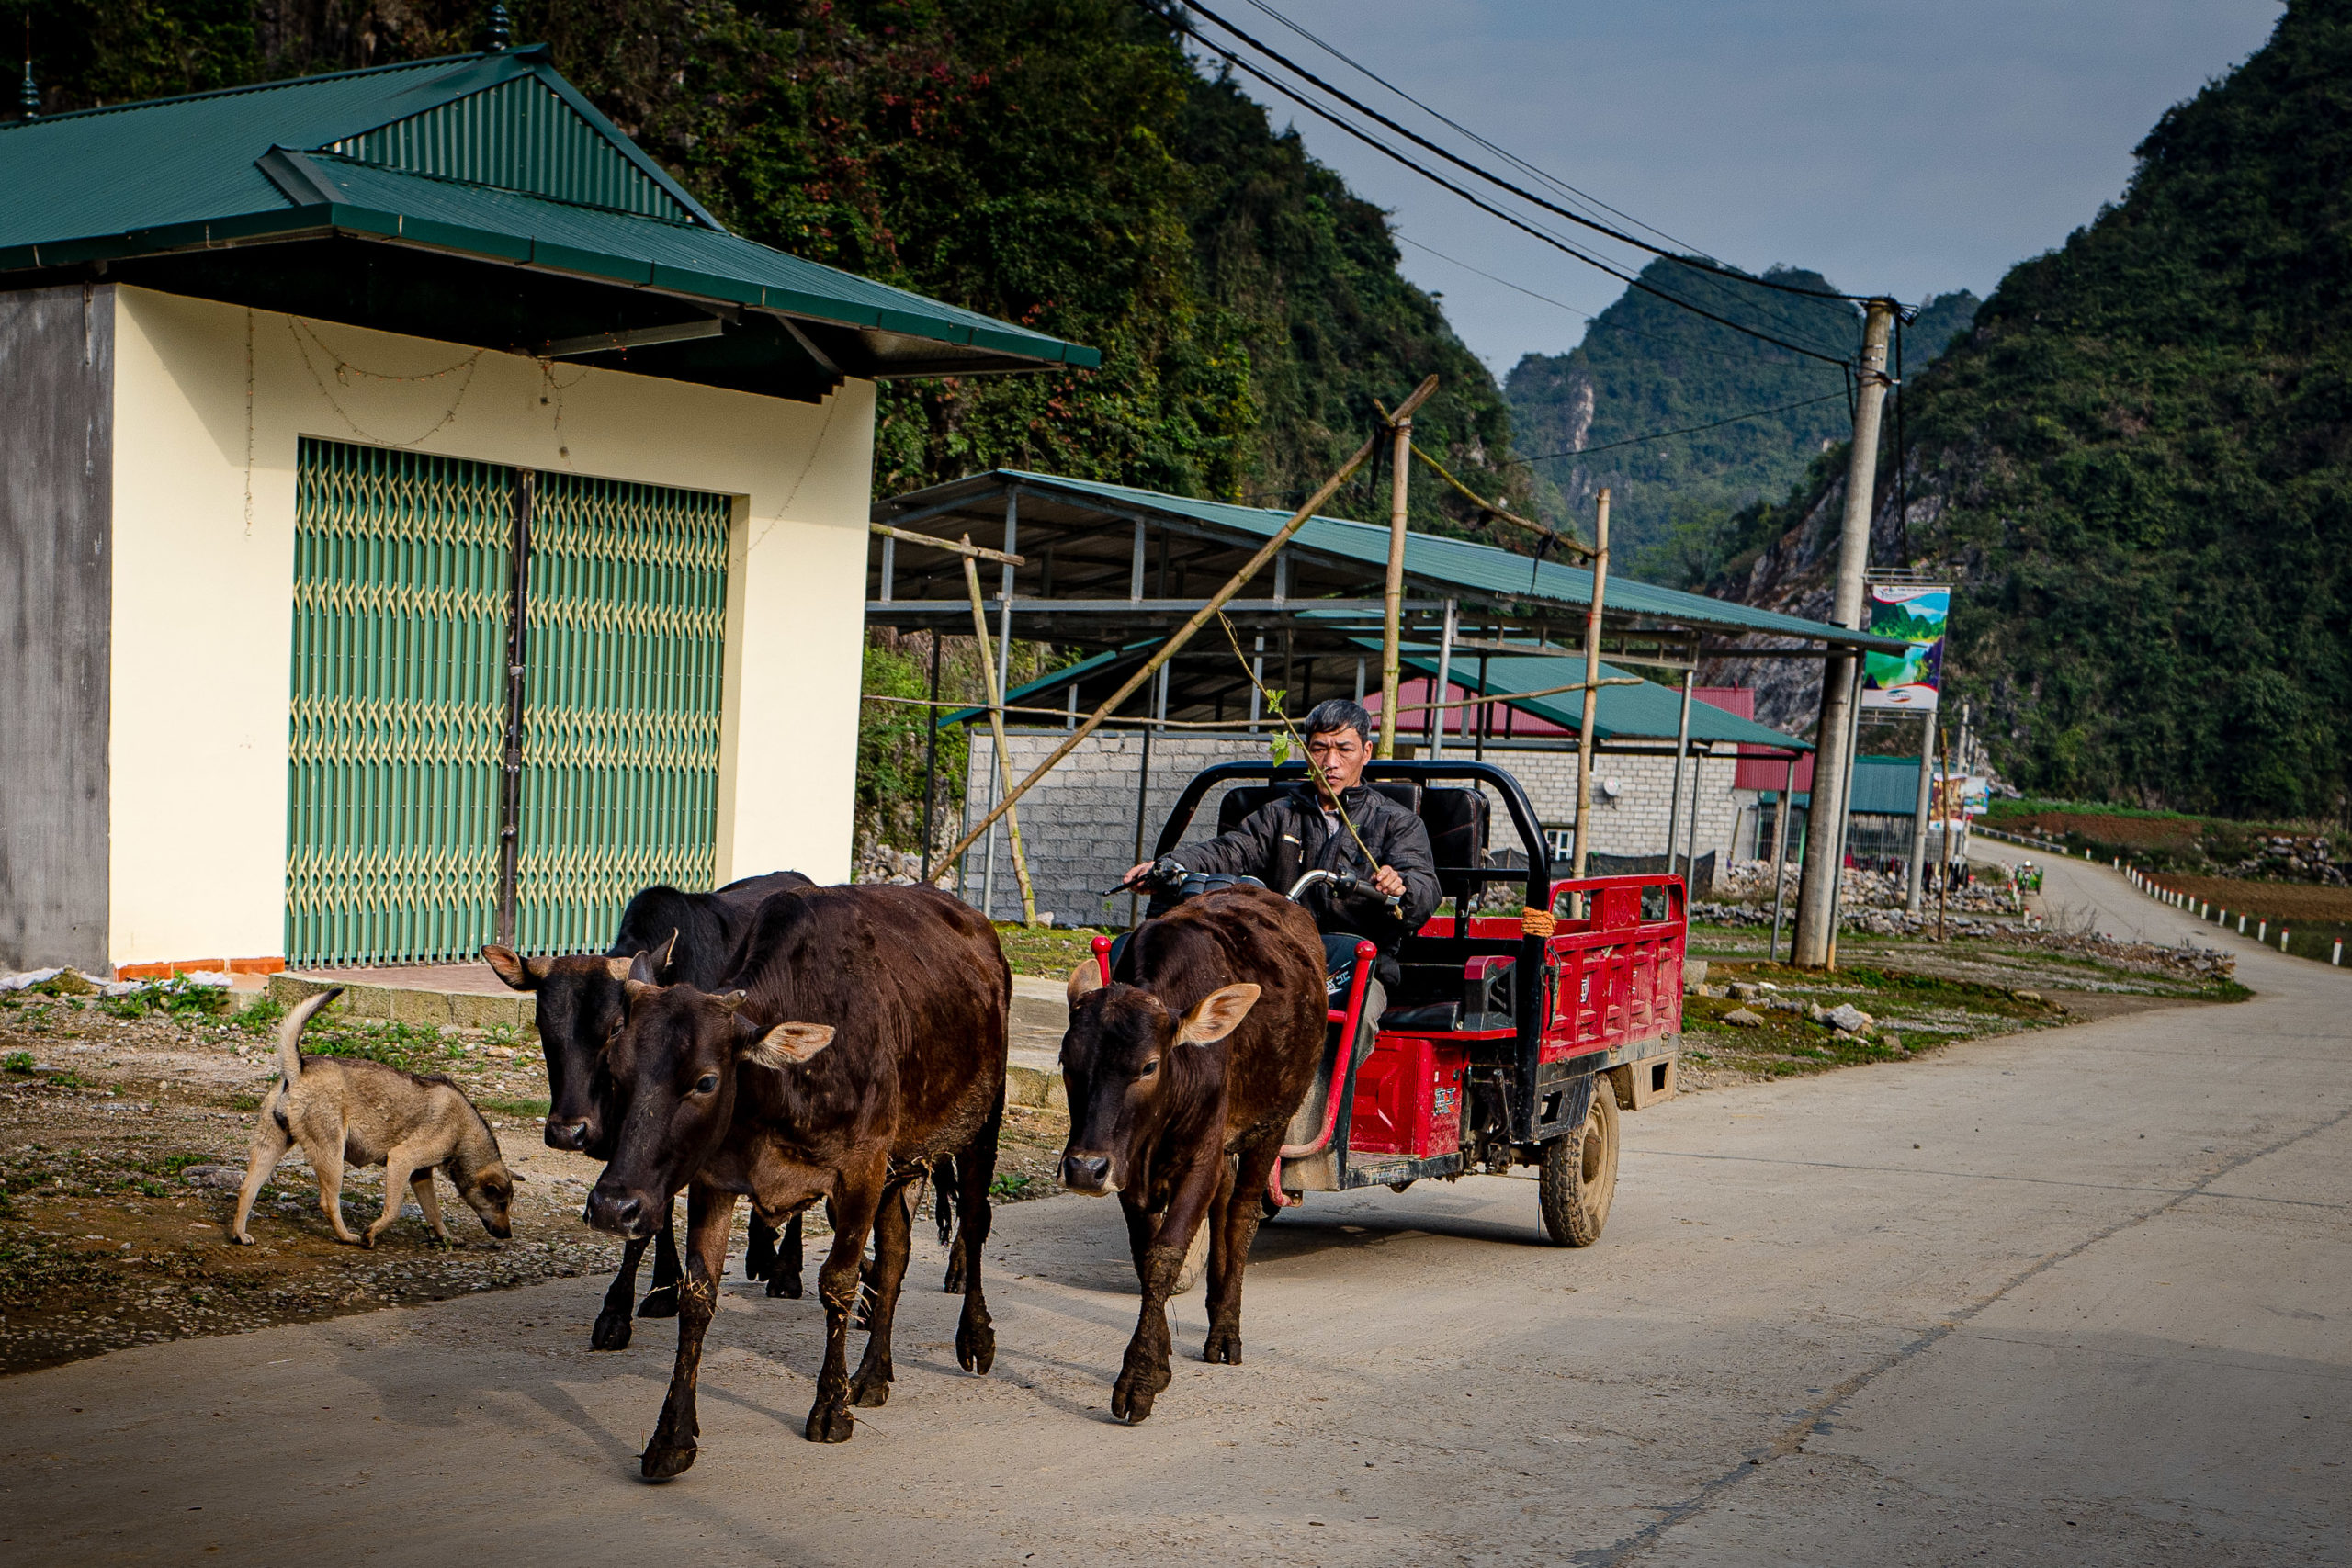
[{"xmin": 1539, "ymin": 1086, "xmax": 1619, "ymax": 1247}]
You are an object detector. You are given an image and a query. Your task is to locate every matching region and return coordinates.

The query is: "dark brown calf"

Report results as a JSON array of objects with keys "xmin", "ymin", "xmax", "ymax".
[
  {"xmin": 1058, "ymin": 886, "xmax": 1326, "ymax": 1422},
  {"xmin": 481, "ymin": 869, "xmax": 810, "ymax": 1348},
  {"xmin": 586, "ymin": 884, "xmax": 1009, "ymax": 1479}
]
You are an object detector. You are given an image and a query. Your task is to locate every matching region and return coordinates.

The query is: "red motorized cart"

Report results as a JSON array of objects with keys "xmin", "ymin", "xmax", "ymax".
[{"xmin": 1114, "ymin": 760, "xmax": 1685, "ymax": 1246}]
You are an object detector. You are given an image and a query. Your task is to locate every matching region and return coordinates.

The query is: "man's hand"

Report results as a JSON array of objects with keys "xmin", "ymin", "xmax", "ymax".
[
  {"xmin": 1371, "ymin": 864, "xmax": 1407, "ymax": 898},
  {"xmin": 1123, "ymin": 861, "xmax": 1154, "ymax": 888}
]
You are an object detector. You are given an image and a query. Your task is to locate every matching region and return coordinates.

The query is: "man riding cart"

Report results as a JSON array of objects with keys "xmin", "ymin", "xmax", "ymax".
[
  {"xmin": 1123, "ymin": 698, "xmax": 1438, "ymax": 1032},
  {"xmin": 1110, "ymin": 709, "xmax": 1689, "ymax": 1247}
]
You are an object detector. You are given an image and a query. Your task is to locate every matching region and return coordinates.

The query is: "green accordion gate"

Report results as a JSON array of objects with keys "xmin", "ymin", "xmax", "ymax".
[{"xmin": 287, "ymin": 438, "xmax": 729, "ymax": 967}]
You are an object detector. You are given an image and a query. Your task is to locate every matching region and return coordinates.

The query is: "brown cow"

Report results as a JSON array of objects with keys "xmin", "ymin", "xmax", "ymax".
[
  {"xmin": 1059, "ymin": 885, "xmax": 1327, "ymax": 1422},
  {"xmin": 585, "ymin": 884, "xmax": 1008, "ymax": 1478},
  {"xmin": 481, "ymin": 870, "xmax": 811, "ymax": 1348}
]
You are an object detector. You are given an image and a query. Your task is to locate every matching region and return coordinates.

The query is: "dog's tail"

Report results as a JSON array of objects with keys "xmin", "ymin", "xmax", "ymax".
[{"xmin": 276, "ymin": 987, "xmax": 343, "ymax": 1087}]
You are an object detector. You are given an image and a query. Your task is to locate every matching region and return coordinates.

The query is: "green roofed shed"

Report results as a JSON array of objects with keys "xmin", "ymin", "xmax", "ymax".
[{"xmin": 0, "ymin": 46, "xmax": 1096, "ymax": 400}]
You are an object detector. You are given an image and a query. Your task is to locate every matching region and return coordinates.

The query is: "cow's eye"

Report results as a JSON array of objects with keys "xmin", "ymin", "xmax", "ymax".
[
  {"xmin": 695, "ymin": 1073, "xmax": 720, "ymax": 1095},
  {"xmin": 1137, "ymin": 1058, "xmax": 1159, "ymax": 1079}
]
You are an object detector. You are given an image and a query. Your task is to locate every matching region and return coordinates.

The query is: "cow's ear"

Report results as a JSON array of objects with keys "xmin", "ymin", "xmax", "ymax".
[
  {"xmin": 1174, "ymin": 983, "xmax": 1261, "ymax": 1046},
  {"xmin": 654, "ymin": 928, "xmax": 681, "ymax": 979},
  {"xmin": 607, "ymin": 955, "xmax": 638, "ymax": 982},
  {"xmin": 1067, "ymin": 959, "xmax": 1106, "ymax": 1010},
  {"xmin": 741, "ymin": 1021, "xmax": 834, "ymax": 1070},
  {"xmin": 711, "ymin": 989, "xmax": 752, "ymax": 1015},
  {"xmin": 481, "ymin": 945, "xmax": 547, "ymax": 991}
]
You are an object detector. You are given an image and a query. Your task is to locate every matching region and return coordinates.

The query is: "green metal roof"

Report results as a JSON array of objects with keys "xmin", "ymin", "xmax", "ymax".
[
  {"xmin": 0, "ymin": 48, "xmax": 1096, "ymax": 381},
  {"xmin": 935, "ymin": 641, "xmax": 1157, "ymax": 728},
  {"xmin": 980, "ymin": 470, "xmax": 1905, "ymax": 651},
  {"xmin": 931, "ymin": 636, "xmax": 1810, "ymax": 752},
  {"xmin": 1389, "ymin": 647, "xmax": 1813, "ymax": 750}
]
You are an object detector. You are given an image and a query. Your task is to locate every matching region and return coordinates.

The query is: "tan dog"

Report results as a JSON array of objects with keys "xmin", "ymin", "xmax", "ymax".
[{"xmin": 230, "ymin": 988, "xmax": 518, "ymax": 1248}]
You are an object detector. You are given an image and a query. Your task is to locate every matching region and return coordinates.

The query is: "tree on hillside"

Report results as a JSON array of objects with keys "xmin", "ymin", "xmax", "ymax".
[{"xmin": 1721, "ymin": 0, "xmax": 2351, "ymax": 822}]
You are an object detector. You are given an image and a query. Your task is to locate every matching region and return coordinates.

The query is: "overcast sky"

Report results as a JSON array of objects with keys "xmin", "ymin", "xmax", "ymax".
[{"xmin": 1192, "ymin": 1, "xmax": 2284, "ymax": 375}]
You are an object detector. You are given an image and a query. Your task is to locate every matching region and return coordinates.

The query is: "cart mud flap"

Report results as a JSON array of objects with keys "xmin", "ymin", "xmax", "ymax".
[{"xmin": 1609, "ymin": 1051, "xmax": 1679, "ymax": 1111}]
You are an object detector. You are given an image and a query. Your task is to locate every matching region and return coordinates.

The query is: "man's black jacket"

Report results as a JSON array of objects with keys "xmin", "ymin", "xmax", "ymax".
[{"xmin": 1182, "ymin": 783, "xmax": 1441, "ymax": 956}]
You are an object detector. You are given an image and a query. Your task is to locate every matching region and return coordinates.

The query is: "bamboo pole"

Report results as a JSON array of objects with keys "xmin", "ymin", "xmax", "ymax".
[
  {"xmin": 928, "ymin": 376, "xmax": 1441, "ymax": 879},
  {"xmin": 1378, "ymin": 412, "xmax": 1414, "ymax": 758},
  {"xmin": 1570, "ymin": 488, "xmax": 1612, "ymax": 883},
  {"xmin": 963, "ymin": 547, "xmax": 1037, "ymax": 926}
]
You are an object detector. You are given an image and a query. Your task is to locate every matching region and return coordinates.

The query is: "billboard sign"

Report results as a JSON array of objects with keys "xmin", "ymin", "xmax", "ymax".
[{"xmin": 1860, "ymin": 584, "xmax": 1948, "ymax": 711}]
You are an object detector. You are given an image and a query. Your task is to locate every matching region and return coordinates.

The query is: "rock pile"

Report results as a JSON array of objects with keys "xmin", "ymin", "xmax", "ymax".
[{"xmin": 2224, "ymin": 835, "xmax": 2344, "ymax": 886}]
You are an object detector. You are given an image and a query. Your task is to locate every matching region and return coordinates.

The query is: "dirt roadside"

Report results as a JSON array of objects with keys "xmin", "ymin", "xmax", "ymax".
[
  {"xmin": 0, "ymin": 921, "xmax": 2240, "ymax": 1378},
  {"xmin": 0, "ymin": 986, "xmax": 1069, "ymax": 1377}
]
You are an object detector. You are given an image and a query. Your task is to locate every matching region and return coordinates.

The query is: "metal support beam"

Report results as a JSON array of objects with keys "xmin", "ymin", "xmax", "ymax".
[
  {"xmin": 1430, "ymin": 598, "xmax": 1458, "ymax": 760},
  {"xmin": 1664, "ymin": 670, "xmax": 1694, "ymax": 874}
]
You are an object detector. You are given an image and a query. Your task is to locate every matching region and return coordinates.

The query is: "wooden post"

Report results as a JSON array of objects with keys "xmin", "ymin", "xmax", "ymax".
[
  {"xmin": 964, "ymin": 548, "xmax": 1036, "ymax": 926},
  {"xmin": 1570, "ymin": 489, "xmax": 1611, "ymax": 884},
  {"xmin": 1378, "ymin": 413, "xmax": 1413, "ymax": 758},
  {"xmin": 918, "ymin": 631, "xmax": 944, "ymax": 883},
  {"xmin": 929, "ymin": 376, "xmax": 1438, "ymax": 878}
]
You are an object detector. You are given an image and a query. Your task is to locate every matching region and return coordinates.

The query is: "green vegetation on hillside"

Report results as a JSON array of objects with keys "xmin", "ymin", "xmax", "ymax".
[
  {"xmin": 1504, "ymin": 255, "xmax": 1975, "ymax": 574},
  {"xmin": 26, "ymin": 0, "xmax": 1526, "ymax": 526},
  {"xmin": 1732, "ymin": 1, "xmax": 2351, "ymax": 822},
  {"xmin": 32, "ymin": 0, "xmax": 1542, "ymax": 852}
]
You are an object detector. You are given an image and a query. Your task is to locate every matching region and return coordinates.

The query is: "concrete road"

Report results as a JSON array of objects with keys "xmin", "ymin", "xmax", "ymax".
[{"xmin": 4, "ymin": 859, "xmax": 2346, "ymax": 1567}]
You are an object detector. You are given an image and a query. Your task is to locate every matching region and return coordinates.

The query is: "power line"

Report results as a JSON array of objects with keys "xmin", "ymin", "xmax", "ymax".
[
  {"xmin": 1238, "ymin": 0, "xmax": 1702, "ymax": 259},
  {"xmin": 1502, "ymin": 391, "xmax": 1850, "ymax": 467},
  {"xmin": 1180, "ymin": 0, "xmax": 1873, "ymax": 307},
  {"xmin": 1397, "ymin": 235, "xmax": 1848, "ymax": 377},
  {"xmin": 1167, "ymin": 17, "xmax": 1860, "ymax": 368}
]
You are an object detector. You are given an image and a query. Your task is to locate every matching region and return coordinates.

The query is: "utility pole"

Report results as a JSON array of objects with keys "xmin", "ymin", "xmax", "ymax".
[
  {"xmin": 1570, "ymin": 489, "xmax": 1611, "ymax": 882},
  {"xmin": 1378, "ymin": 413, "xmax": 1412, "ymax": 758},
  {"xmin": 1792, "ymin": 299, "xmax": 1895, "ymax": 968}
]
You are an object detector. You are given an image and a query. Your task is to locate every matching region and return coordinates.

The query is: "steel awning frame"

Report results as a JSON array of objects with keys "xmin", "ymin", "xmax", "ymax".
[{"xmin": 868, "ymin": 469, "xmax": 1910, "ymax": 661}]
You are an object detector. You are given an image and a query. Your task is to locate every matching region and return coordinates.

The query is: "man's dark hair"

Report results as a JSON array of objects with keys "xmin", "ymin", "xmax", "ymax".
[{"xmin": 1301, "ymin": 698, "xmax": 1374, "ymax": 747}]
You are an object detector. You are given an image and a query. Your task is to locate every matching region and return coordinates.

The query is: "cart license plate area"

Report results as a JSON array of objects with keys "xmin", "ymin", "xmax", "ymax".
[{"xmin": 1349, "ymin": 1034, "xmax": 1470, "ymax": 1157}]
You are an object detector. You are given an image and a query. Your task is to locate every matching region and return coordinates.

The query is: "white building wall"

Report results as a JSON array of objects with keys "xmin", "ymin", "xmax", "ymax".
[
  {"xmin": 106, "ymin": 286, "xmax": 876, "ymax": 966},
  {"xmin": 959, "ymin": 731, "xmax": 1764, "ymax": 929}
]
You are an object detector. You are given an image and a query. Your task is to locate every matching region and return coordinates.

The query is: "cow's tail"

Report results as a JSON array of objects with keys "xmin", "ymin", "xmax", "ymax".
[{"xmin": 276, "ymin": 987, "xmax": 343, "ymax": 1088}]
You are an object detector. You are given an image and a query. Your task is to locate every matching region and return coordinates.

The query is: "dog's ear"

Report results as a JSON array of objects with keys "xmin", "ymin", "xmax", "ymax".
[{"xmin": 481, "ymin": 945, "xmax": 546, "ymax": 991}]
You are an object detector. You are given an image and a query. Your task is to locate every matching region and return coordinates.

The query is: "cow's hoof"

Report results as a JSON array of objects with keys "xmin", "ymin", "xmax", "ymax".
[
  {"xmin": 639, "ymin": 1440, "xmax": 696, "ymax": 1481},
  {"xmin": 590, "ymin": 1307, "xmax": 634, "ymax": 1351},
  {"xmin": 849, "ymin": 1371, "xmax": 892, "ymax": 1408},
  {"xmin": 638, "ymin": 1286, "xmax": 679, "ymax": 1319},
  {"xmin": 805, "ymin": 1402, "xmax": 855, "ymax": 1443},
  {"xmin": 1111, "ymin": 1361, "xmax": 1169, "ymax": 1424},
  {"xmin": 1203, "ymin": 1326, "xmax": 1243, "ymax": 1365},
  {"xmin": 956, "ymin": 1316, "xmax": 996, "ymax": 1376},
  {"xmin": 764, "ymin": 1270, "xmax": 803, "ymax": 1300}
]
